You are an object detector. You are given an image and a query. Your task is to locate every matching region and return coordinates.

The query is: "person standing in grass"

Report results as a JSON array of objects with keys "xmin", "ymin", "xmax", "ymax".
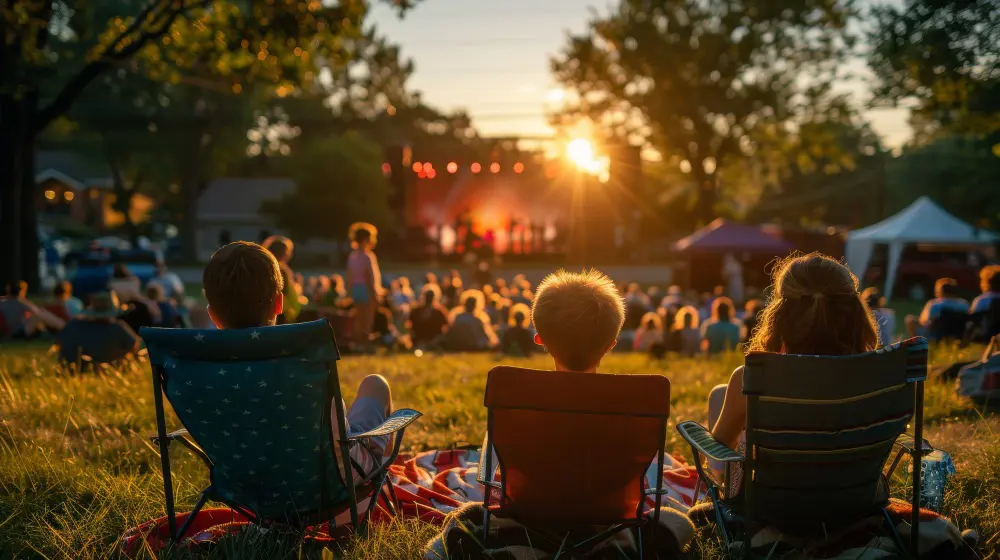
[
  {"xmin": 202, "ymin": 241, "xmax": 395, "ymax": 483},
  {"xmin": 262, "ymin": 235, "xmax": 300, "ymax": 324},
  {"xmin": 346, "ymin": 223, "xmax": 382, "ymax": 352}
]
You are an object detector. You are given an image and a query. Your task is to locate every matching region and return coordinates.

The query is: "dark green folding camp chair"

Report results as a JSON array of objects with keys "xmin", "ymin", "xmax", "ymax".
[
  {"xmin": 141, "ymin": 319, "xmax": 421, "ymax": 543},
  {"xmin": 677, "ymin": 337, "xmax": 930, "ymax": 558}
]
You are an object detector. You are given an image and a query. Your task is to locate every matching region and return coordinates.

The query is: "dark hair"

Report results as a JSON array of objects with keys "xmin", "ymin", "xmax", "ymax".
[
  {"xmin": 862, "ymin": 286, "xmax": 882, "ymax": 310},
  {"xmin": 113, "ymin": 263, "xmax": 134, "ymax": 279},
  {"xmin": 749, "ymin": 253, "xmax": 878, "ymax": 355},
  {"xmin": 463, "ymin": 296, "xmax": 477, "ymax": 312},
  {"xmin": 262, "ymin": 235, "xmax": 293, "ymax": 263},
  {"xmin": 935, "ymin": 277, "xmax": 958, "ymax": 298},
  {"xmin": 712, "ymin": 297, "xmax": 734, "ymax": 322},
  {"xmin": 983, "ymin": 265, "xmax": 1000, "ymax": 292},
  {"xmin": 203, "ymin": 242, "xmax": 283, "ymax": 328},
  {"xmin": 349, "ymin": 222, "xmax": 378, "ymax": 248},
  {"xmin": 513, "ymin": 310, "xmax": 526, "ymax": 325},
  {"xmin": 54, "ymin": 280, "xmax": 72, "ymax": 299},
  {"xmin": 4, "ymin": 281, "xmax": 27, "ymax": 298}
]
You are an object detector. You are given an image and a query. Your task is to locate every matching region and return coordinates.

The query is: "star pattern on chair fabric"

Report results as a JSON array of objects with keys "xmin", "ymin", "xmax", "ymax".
[{"xmin": 159, "ymin": 353, "xmax": 342, "ymax": 518}]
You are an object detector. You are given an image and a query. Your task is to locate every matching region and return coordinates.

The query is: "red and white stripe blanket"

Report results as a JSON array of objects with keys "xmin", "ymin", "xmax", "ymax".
[
  {"xmin": 386, "ymin": 448, "xmax": 699, "ymax": 522},
  {"xmin": 122, "ymin": 449, "xmax": 699, "ymax": 555}
]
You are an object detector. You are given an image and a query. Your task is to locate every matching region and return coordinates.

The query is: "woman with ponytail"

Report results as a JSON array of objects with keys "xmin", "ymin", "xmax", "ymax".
[{"xmin": 708, "ymin": 253, "xmax": 880, "ymax": 453}]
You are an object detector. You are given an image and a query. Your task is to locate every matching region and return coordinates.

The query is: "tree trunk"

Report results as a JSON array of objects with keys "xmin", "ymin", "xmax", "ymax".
[
  {"xmin": 0, "ymin": 94, "xmax": 26, "ymax": 290},
  {"xmin": 20, "ymin": 127, "xmax": 40, "ymax": 292},
  {"xmin": 693, "ymin": 165, "xmax": 719, "ymax": 225}
]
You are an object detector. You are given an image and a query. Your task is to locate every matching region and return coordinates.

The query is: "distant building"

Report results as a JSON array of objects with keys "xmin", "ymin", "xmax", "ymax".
[
  {"xmin": 195, "ymin": 178, "xmax": 296, "ymax": 262},
  {"xmin": 35, "ymin": 150, "xmax": 154, "ymax": 230}
]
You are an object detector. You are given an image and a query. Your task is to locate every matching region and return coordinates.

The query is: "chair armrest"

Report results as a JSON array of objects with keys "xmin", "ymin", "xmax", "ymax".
[
  {"xmin": 149, "ymin": 428, "xmax": 212, "ymax": 466},
  {"xmin": 349, "ymin": 409, "xmax": 422, "ymax": 487},
  {"xmin": 346, "ymin": 408, "xmax": 422, "ymax": 442},
  {"xmin": 676, "ymin": 421, "xmax": 744, "ymax": 463},
  {"xmin": 887, "ymin": 434, "xmax": 934, "ymax": 480},
  {"xmin": 893, "ymin": 434, "xmax": 932, "ymax": 455}
]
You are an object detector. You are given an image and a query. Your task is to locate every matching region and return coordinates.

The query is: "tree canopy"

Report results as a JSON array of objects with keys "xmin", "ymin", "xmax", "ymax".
[
  {"xmin": 0, "ymin": 0, "xmax": 419, "ymax": 287},
  {"xmin": 550, "ymin": 0, "xmax": 858, "ymax": 223},
  {"xmin": 868, "ymin": 0, "xmax": 1000, "ymax": 138}
]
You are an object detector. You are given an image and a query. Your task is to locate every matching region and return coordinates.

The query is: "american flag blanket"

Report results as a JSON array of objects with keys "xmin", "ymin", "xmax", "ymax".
[
  {"xmin": 121, "ymin": 449, "xmax": 699, "ymax": 556},
  {"xmin": 387, "ymin": 448, "xmax": 699, "ymax": 522}
]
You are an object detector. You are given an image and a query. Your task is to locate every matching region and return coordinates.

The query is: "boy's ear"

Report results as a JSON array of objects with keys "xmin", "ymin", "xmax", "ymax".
[
  {"xmin": 274, "ymin": 291, "xmax": 284, "ymax": 317},
  {"xmin": 206, "ymin": 304, "xmax": 224, "ymax": 330},
  {"xmin": 533, "ymin": 333, "xmax": 544, "ymax": 347}
]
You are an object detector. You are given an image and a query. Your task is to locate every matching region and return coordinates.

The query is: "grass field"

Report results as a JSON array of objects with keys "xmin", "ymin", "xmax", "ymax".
[{"xmin": 1, "ymin": 343, "xmax": 998, "ymax": 559}]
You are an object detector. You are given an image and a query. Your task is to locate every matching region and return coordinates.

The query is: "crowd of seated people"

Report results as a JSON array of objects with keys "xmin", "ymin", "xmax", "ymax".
[
  {"xmin": 905, "ymin": 266, "xmax": 1000, "ymax": 343},
  {"xmin": 282, "ymin": 258, "xmax": 779, "ymax": 358},
  {"xmin": 0, "ymin": 261, "xmax": 186, "ymax": 366}
]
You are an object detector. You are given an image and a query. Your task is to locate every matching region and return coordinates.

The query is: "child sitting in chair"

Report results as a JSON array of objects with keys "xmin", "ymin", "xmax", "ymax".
[
  {"xmin": 531, "ymin": 269, "xmax": 625, "ymax": 372},
  {"xmin": 708, "ymin": 253, "xmax": 879, "ymax": 484},
  {"xmin": 202, "ymin": 241, "xmax": 394, "ymax": 483}
]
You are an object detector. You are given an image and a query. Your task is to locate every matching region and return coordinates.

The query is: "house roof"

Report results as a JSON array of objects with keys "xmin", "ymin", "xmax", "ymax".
[
  {"xmin": 197, "ymin": 178, "xmax": 296, "ymax": 222},
  {"xmin": 36, "ymin": 150, "xmax": 112, "ymax": 190},
  {"xmin": 674, "ymin": 219, "xmax": 797, "ymax": 254}
]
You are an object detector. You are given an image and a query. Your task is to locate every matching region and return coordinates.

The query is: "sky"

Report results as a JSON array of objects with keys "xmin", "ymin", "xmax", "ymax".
[{"xmin": 371, "ymin": 0, "xmax": 912, "ymax": 149}]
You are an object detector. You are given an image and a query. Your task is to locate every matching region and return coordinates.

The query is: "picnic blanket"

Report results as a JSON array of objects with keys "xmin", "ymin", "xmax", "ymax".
[
  {"xmin": 423, "ymin": 502, "xmax": 695, "ymax": 560},
  {"xmin": 121, "ymin": 448, "xmax": 699, "ymax": 556}
]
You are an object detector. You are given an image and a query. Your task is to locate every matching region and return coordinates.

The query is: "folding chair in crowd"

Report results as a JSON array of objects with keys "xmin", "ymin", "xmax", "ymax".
[
  {"xmin": 141, "ymin": 319, "xmax": 422, "ymax": 543},
  {"xmin": 678, "ymin": 337, "xmax": 930, "ymax": 558},
  {"xmin": 478, "ymin": 366, "xmax": 672, "ymax": 559}
]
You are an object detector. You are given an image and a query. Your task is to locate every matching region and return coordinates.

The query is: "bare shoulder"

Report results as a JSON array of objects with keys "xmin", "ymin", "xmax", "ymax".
[{"xmin": 729, "ymin": 365, "xmax": 745, "ymax": 387}]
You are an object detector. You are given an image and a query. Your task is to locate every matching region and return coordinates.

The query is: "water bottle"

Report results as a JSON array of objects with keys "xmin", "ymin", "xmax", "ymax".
[{"xmin": 918, "ymin": 450, "xmax": 955, "ymax": 512}]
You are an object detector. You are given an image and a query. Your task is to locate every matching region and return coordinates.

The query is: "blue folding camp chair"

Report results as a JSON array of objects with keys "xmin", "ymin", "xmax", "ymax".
[{"xmin": 141, "ymin": 319, "xmax": 421, "ymax": 543}]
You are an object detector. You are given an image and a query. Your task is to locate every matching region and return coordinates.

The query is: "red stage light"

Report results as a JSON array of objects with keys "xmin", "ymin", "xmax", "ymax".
[
  {"xmin": 412, "ymin": 162, "xmax": 423, "ymax": 173},
  {"xmin": 417, "ymin": 170, "xmax": 427, "ymax": 179},
  {"xmin": 513, "ymin": 162, "xmax": 524, "ymax": 174},
  {"xmin": 447, "ymin": 162, "xmax": 458, "ymax": 173},
  {"xmin": 490, "ymin": 162, "xmax": 500, "ymax": 173},
  {"xmin": 471, "ymin": 162, "xmax": 482, "ymax": 173},
  {"xmin": 427, "ymin": 169, "xmax": 437, "ymax": 179},
  {"xmin": 381, "ymin": 163, "xmax": 391, "ymax": 175}
]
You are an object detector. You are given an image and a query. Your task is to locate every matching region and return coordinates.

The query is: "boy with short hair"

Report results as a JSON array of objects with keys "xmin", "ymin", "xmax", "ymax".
[
  {"xmin": 202, "ymin": 241, "xmax": 393, "ymax": 483},
  {"xmin": 530, "ymin": 269, "xmax": 625, "ymax": 372}
]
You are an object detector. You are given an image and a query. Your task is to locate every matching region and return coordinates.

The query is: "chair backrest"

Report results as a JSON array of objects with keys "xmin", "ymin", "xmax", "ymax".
[
  {"xmin": 141, "ymin": 319, "xmax": 347, "ymax": 524},
  {"xmin": 742, "ymin": 338, "xmax": 928, "ymax": 532},
  {"xmin": 484, "ymin": 366, "xmax": 671, "ymax": 525}
]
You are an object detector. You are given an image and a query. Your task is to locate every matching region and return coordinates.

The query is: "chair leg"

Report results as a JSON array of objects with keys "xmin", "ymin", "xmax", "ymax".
[
  {"xmin": 883, "ymin": 508, "xmax": 908, "ymax": 557},
  {"xmin": 481, "ymin": 508, "xmax": 491, "ymax": 548},
  {"xmin": 174, "ymin": 491, "xmax": 210, "ymax": 543},
  {"xmin": 386, "ymin": 478, "xmax": 399, "ymax": 513},
  {"xmin": 709, "ymin": 488, "xmax": 731, "ymax": 548},
  {"xmin": 635, "ymin": 523, "xmax": 644, "ymax": 560}
]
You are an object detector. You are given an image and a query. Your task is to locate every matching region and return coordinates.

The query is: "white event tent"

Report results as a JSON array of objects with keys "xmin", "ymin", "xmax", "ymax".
[{"xmin": 845, "ymin": 196, "xmax": 999, "ymax": 299}]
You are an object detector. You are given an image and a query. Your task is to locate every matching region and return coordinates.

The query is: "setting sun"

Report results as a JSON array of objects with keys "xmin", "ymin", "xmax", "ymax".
[{"xmin": 566, "ymin": 138, "xmax": 602, "ymax": 174}]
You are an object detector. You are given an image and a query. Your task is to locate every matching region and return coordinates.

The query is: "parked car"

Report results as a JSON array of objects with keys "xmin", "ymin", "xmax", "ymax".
[{"xmin": 66, "ymin": 246, "xmax": 162, "ymax": 298}]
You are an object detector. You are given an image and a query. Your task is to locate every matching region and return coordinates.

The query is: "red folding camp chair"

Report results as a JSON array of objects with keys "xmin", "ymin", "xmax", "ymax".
[{"xmin": 478, "ymin": 366, "xmax": 672, "ymax": 559}]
